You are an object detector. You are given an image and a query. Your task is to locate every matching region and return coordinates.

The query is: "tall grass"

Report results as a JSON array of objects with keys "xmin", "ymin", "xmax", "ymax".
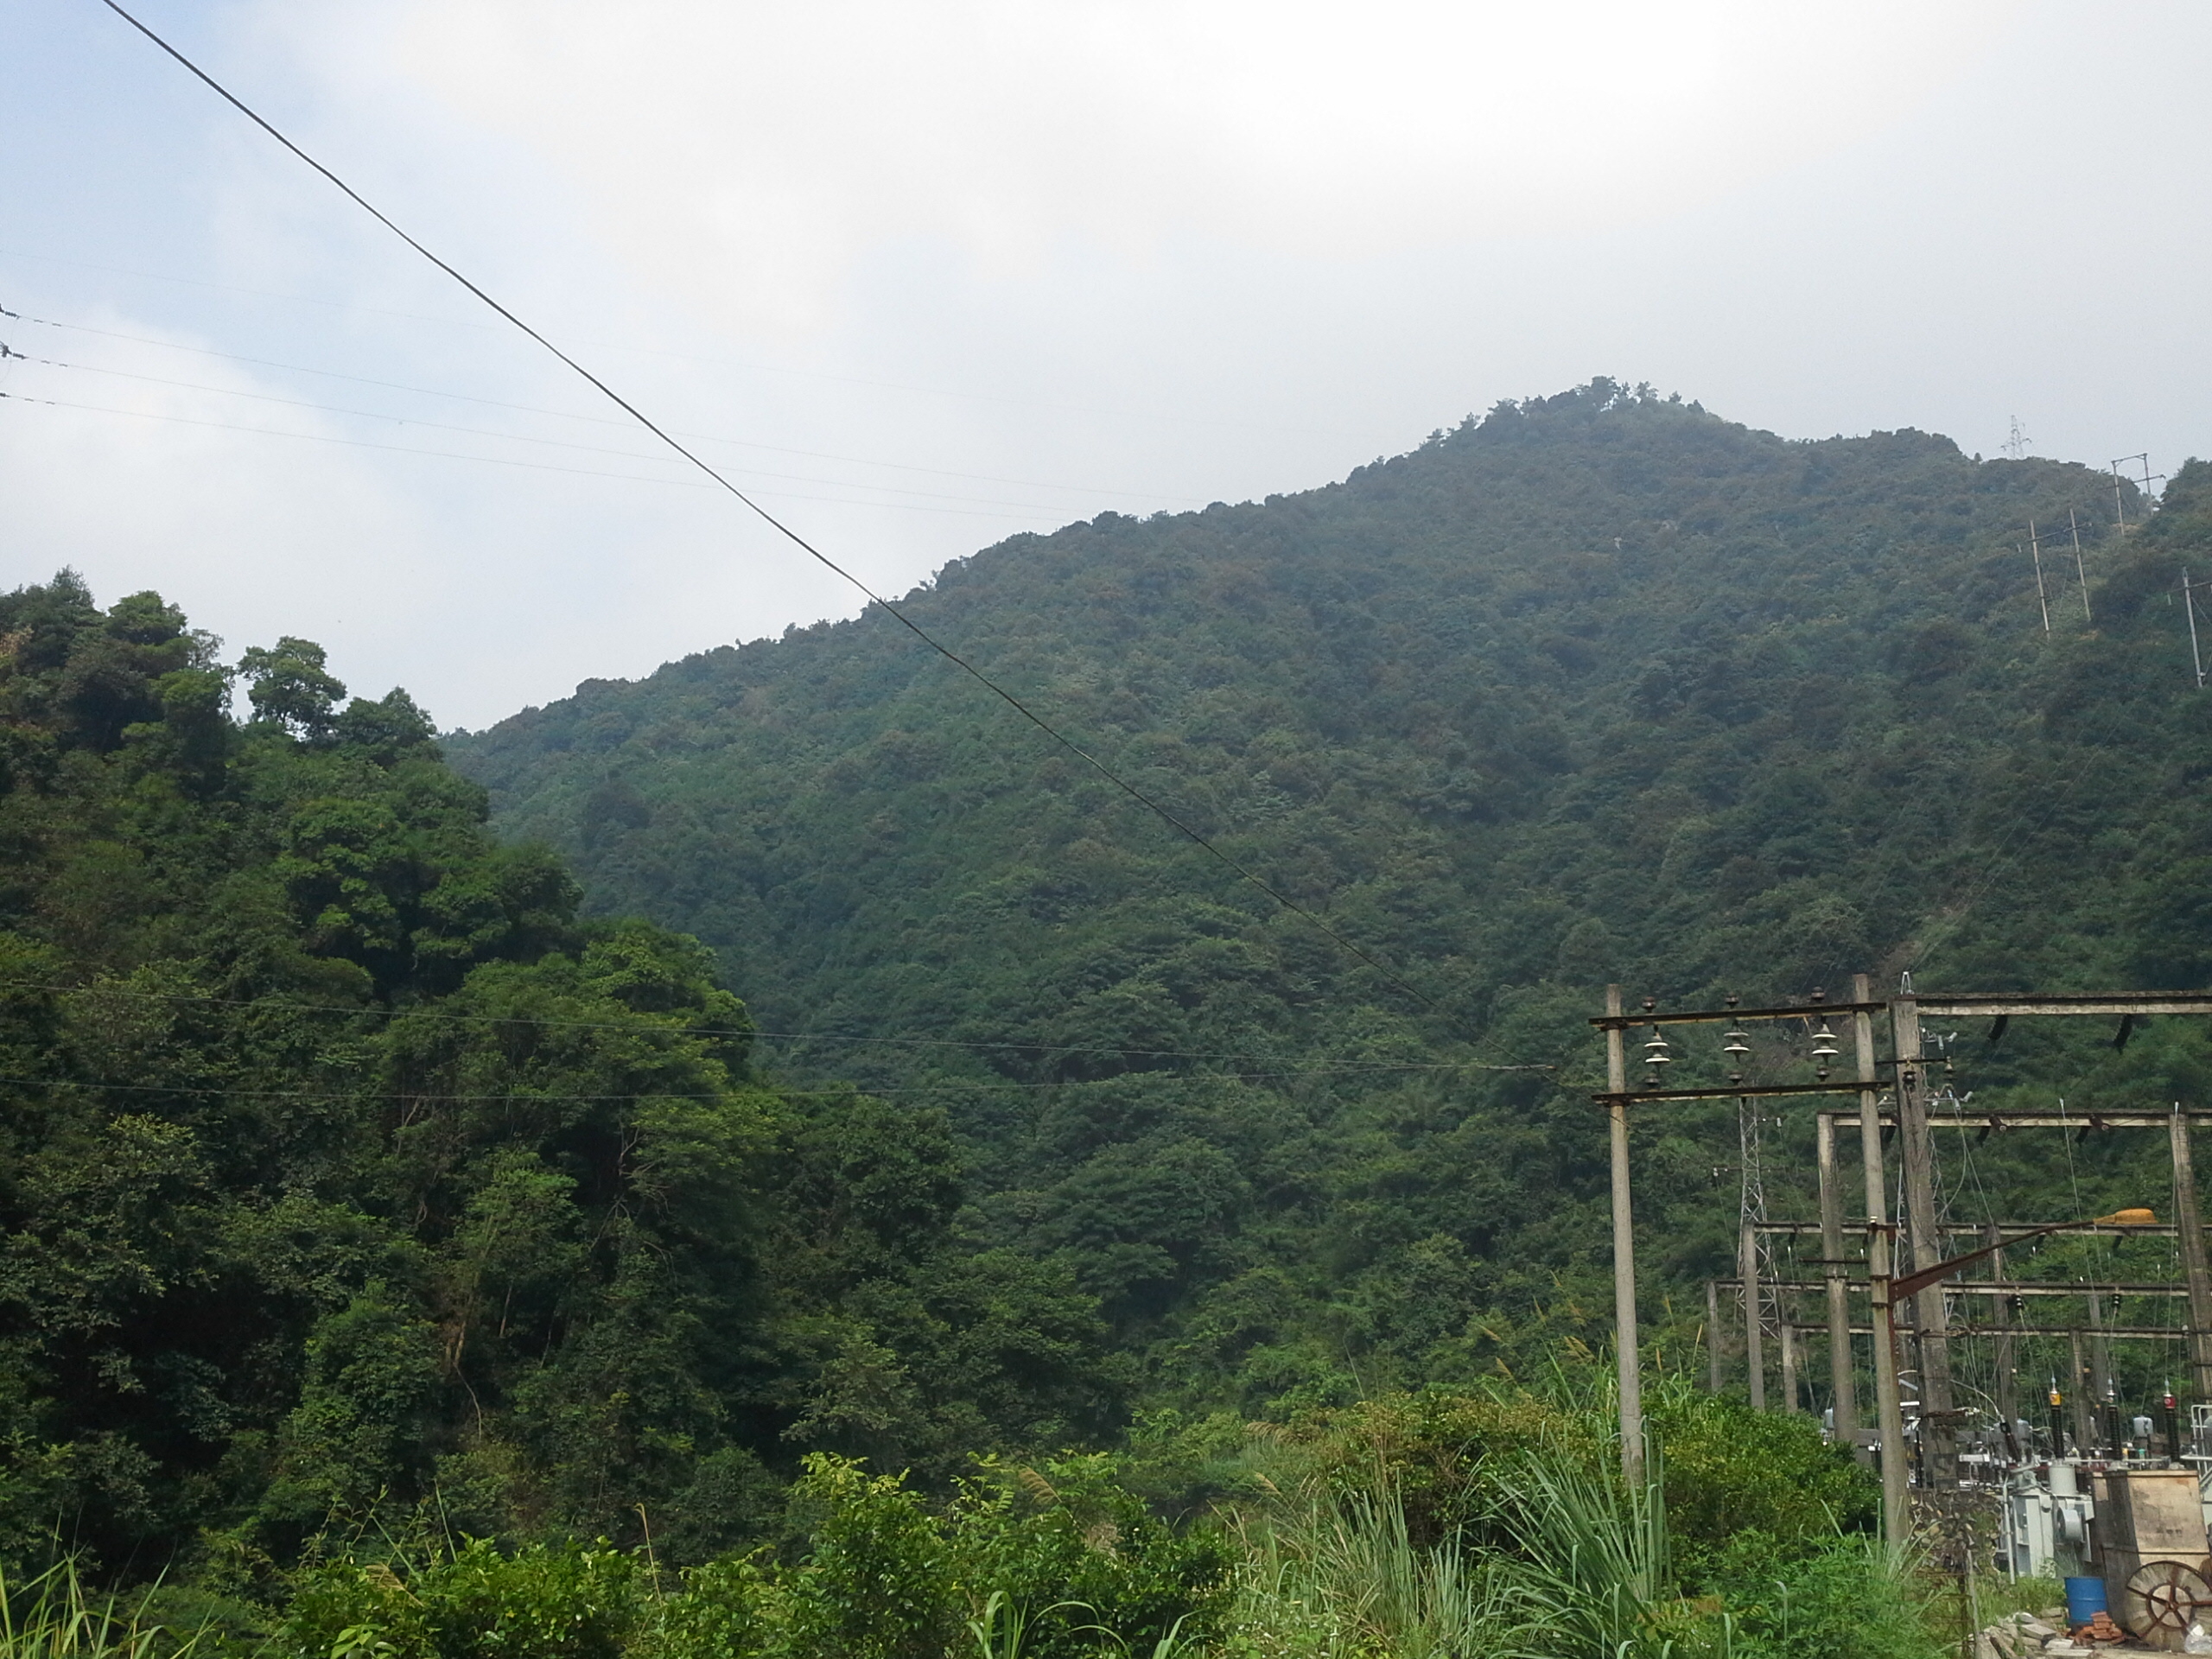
[
  {"xmin": 1230, "ymin": 1436, "xmax": 1689, "ymax": 1659},
  {"xmin": 1224, "ymin": 1411, "xmax": 1814, "ymax": 1659},
  {"xmin": 0, "ymin": 1560, "xmax": 200, "ymax": 1659},
  {"xmin": 1232, "ymin": 1484, "xmax": 1511, "ymax": 1659},
  {"xmin": 1484, "ymin": 1439, "xmax": 1677, "ymax": 1659}
]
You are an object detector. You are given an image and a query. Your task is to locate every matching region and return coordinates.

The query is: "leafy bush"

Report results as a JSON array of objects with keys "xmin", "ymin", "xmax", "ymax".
[
  {"xmin": 639, "ymin": 1558, "xmax": 782, "ymax": 1659},
  {"xmin": 283, "ymin": 1541, "xmax": 637, "ymax": 1659},
  {"xmin": 1648, "ymin": 1384, "xmax": 1879, "ymax": 1579},
  {"xmin": 949, "ymin": 1455, "xmax": 1236, "ymax": 1656},
  {"xmin": 779, "ymin": 1457, "xmax": 958, "ymax": 1659},
  {"xmin": 1708, "ymin": 1529, "xmax": 1942, "ymax": 1659}
]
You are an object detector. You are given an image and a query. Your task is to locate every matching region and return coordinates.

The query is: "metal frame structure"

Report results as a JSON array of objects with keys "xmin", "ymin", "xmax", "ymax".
[{"xmin": 1595, "ymin": 981, "xmax": 2212, "ymax": 1547}]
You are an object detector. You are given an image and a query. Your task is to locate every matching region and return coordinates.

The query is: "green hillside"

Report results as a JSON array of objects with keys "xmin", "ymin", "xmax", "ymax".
[{"xmin": 448, "ymin": 381, "xmax": 2212, "ymax": 1417}]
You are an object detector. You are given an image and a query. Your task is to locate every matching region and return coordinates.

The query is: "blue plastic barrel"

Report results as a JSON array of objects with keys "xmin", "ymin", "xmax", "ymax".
[{"xmin": 2064, "ymin": 1576, "xmax": 2108, "ymax": 1626}]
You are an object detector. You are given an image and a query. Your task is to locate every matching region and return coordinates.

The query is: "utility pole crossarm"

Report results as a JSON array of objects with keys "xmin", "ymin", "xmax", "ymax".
[
  {"xmin": 1835, "ymin": 1112, "xmax": 2212, "ymax": 1130},
  {"xmin": 1590, "ymin": 1000, "xmax": 1884, "ymax": 1030},
  {"xmin": 1593, "ymin": 1081, "xmax": 1885, "ymax": 1105},
  {"xmin": 1913, "ymin": 992, "xmax": 2212, "ymax": 1017}
]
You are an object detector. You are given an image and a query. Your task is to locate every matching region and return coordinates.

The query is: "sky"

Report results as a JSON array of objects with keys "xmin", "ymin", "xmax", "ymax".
[{"xmin": 3, "ymin": 0, "xmax": 2209, "ymax": 731}]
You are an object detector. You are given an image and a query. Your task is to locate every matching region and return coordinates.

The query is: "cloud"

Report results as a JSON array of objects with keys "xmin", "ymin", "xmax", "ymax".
[{"xmin": 388, "ymin": 0, "xmax": 2014, "ymax": 332}]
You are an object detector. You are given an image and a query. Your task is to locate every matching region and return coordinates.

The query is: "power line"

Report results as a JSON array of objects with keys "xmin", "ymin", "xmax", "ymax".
[
  {"xmin": 0, "ymin": 1066, "xmax": 1493, "ymax": 1106},
  {"xmin": 0, "ymin": 980, "xmax": 1551, "ymax": 1071},
  {"xmin": 0, "ymin": 391, "xmax": 1054, "ymax": 521},
  {"xmin": 6, "ymin": 312, "xmax": 1211, "ymax": 505},
  {"xmin": 4, "ymin": 353, "xmax": 1129, "ymax": 516},
  {"xmin": 0, "ymin": 245, "xmax": 1346, "ymax": 439},
  {"xmin": 91, "ymin": 0, "xmax": 1446, "ymax": 1020}
]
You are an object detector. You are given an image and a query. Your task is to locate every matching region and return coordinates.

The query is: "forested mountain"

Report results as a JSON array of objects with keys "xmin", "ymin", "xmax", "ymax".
[
  {"xmin": 14, "ymin": 380, "xmax": 2212, "ymax": 1611},
  {"xmin": 0, "ymin": 581, "xmax": 1110, "ymax": 1577},
  {"xmin": 449, "ymin": 381, "xmax": 2212, "ymax": 1424}
]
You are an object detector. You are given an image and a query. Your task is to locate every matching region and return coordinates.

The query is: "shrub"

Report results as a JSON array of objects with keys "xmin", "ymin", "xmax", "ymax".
[
  {"xmin": 639, "ymin": 1557, "xmax": 783, "ymax": 1659},
  {"xmin": 282, "ymin": 1541, "xmax": 638, "ymax": 1659},
  {"xmin": 1649, "ymin": 1386, "xmax": 1878, "ymax": 1578},
  {"xmin": 779, "ymin": 1456, "xmax": 957, "ymax": 1659},
  {"xmin": 950, "ymin": 1456, "xmax": 1237, "ymax": 1656}
]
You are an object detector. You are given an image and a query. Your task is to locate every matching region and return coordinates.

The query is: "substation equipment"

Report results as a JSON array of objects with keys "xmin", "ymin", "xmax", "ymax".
[{"xmin": 1596, "ymin": 984, "xmax": 2212, "ymax": 1649}]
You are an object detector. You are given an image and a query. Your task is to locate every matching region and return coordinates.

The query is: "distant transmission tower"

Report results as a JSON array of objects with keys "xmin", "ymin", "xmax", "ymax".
[{"xmin": 2003, "ymin": 416, "xmax": 2031, "ymax": 461}]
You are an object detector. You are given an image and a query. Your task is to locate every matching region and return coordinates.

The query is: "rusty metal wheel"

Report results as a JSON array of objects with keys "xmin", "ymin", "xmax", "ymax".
[{"xmin": 2122, "ymin": 1560, "xmax": 2212, "ymax": 1638}]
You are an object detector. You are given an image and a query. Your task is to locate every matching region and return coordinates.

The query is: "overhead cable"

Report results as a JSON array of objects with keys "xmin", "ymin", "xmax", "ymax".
[
  {"xmin": 92, "ymin": 0, "xmax": 1446, "ymax": 1018},
  {"xmin": 9, "ymin": 311, "xmax": 1207, "ymax": 504},
  {"xmin": 4, "ymin": 353, "xmax": 1107, "ymax": 514},
  {"xmin": 0, "ymin": 979, "xmax": 1551, "ymax": 1070},
  {"xmin": 0, "ymin": 390, "xmax": 1051, "ymax": 519}
]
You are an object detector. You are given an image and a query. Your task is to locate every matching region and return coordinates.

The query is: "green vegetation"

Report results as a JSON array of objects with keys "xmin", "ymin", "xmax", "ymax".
[
  {"xmin": 10, "ymin": 381, "xmax": 2212, "ymax": 1651},
  {"xmin": 0, "ymin": 574, "xmax": 1105, "ymax": 1584}
]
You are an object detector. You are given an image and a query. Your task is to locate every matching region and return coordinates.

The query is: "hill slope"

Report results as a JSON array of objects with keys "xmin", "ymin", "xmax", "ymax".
[{"xmin": 450, "ymin": 382, "xmax": 2212, "ymax": 1412}]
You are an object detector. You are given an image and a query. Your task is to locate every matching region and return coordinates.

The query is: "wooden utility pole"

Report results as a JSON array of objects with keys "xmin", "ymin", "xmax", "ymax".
[
  {"xmin": 1591, "ymin": 982, "xmax": 1891, "ymax": 1505},
  {"xmin": 2030, "ymin": 521, "xmax": 2052, "ymax": 635},
  {"xmin": 2185, "ymin": 574, "xmax": 2206, "ymax": 689},
  {"xmin": 1741, "ymin": 1217, "xmax": 1766, "ymax": 1410},
  {"xmin": 2070, "ymin": 510, "xmax": 2092, "ymax": 623},
  {"xmin": 1817, "ymin": 1111, "xmax": 1859, "ymax": 1447},
  {"xmin": 2170, "ymin": 1109, "xmax": 2212, "ymax": 1407},
  {"xmin": 1892, "ymin": 991, "xmax": 1956, "ymax": 1485},
  {"xmin": 1605, "ymin": 986, "xmax": 1644, "ymax": 1485},
  {"xmin": 1854, "ymin": 973, "xmax": 1910, "ymax": 1542}
]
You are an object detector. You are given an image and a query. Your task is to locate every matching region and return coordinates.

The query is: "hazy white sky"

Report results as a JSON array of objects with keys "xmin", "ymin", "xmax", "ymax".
[{"xmin": 4, "ymin": 1, "xmax": 2207, "ymax": 729}]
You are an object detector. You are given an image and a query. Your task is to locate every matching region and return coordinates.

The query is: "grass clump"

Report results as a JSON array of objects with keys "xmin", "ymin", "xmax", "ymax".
[{"xmin": 0, "ymin": 1560, "xmax": 200, "ymax": 1659}]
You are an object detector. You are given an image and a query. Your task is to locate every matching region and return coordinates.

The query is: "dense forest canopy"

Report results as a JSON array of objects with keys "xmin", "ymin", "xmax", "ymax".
[
  {"xmin": 449, "ymin": 381, "xmax": 2212, "ymax": 1421},
  {"xmin": 0, "ymin": 576, "xmax": 1111, "ymax": 1579}
]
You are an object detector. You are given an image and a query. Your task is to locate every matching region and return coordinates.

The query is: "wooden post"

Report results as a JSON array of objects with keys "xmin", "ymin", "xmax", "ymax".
[
  {"xmin": 1606, "ymin": 986, "xmax": 1644, "ymax": 1485},
  {"xmin": 1892, "ymin": 991, "xmax": 1955, "ymax": 1485},
  {"xmin": 1741, "ymin": 1217, "xmax": 1766, "ymax": 1410},
  {"xmin": 1856, "ymin": 974, "xmax": 1910, "ymax": 1542},
  {"xmin": 1707, "ymin": 1279, "xmax": 1724, "ymax": 1392},
  {"xmin": 1818, "ymin": 1112, "xmax": 1859, "ymax": 1446},
  {"xmin": 2169, "ymin": 1110, "xmax": 2212, "ymax": 1407}
]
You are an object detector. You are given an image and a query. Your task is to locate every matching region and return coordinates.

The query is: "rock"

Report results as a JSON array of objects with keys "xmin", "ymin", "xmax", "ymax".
[{"xmin": 2018, "ymin": 1620, "xmax": 2057, "ymax": 1640}]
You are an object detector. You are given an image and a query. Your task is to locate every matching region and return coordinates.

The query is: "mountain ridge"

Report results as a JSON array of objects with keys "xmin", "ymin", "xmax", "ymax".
[{"xmin": 445, "ymin": 380, "xmax": 2212, "ymax": 1413}]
